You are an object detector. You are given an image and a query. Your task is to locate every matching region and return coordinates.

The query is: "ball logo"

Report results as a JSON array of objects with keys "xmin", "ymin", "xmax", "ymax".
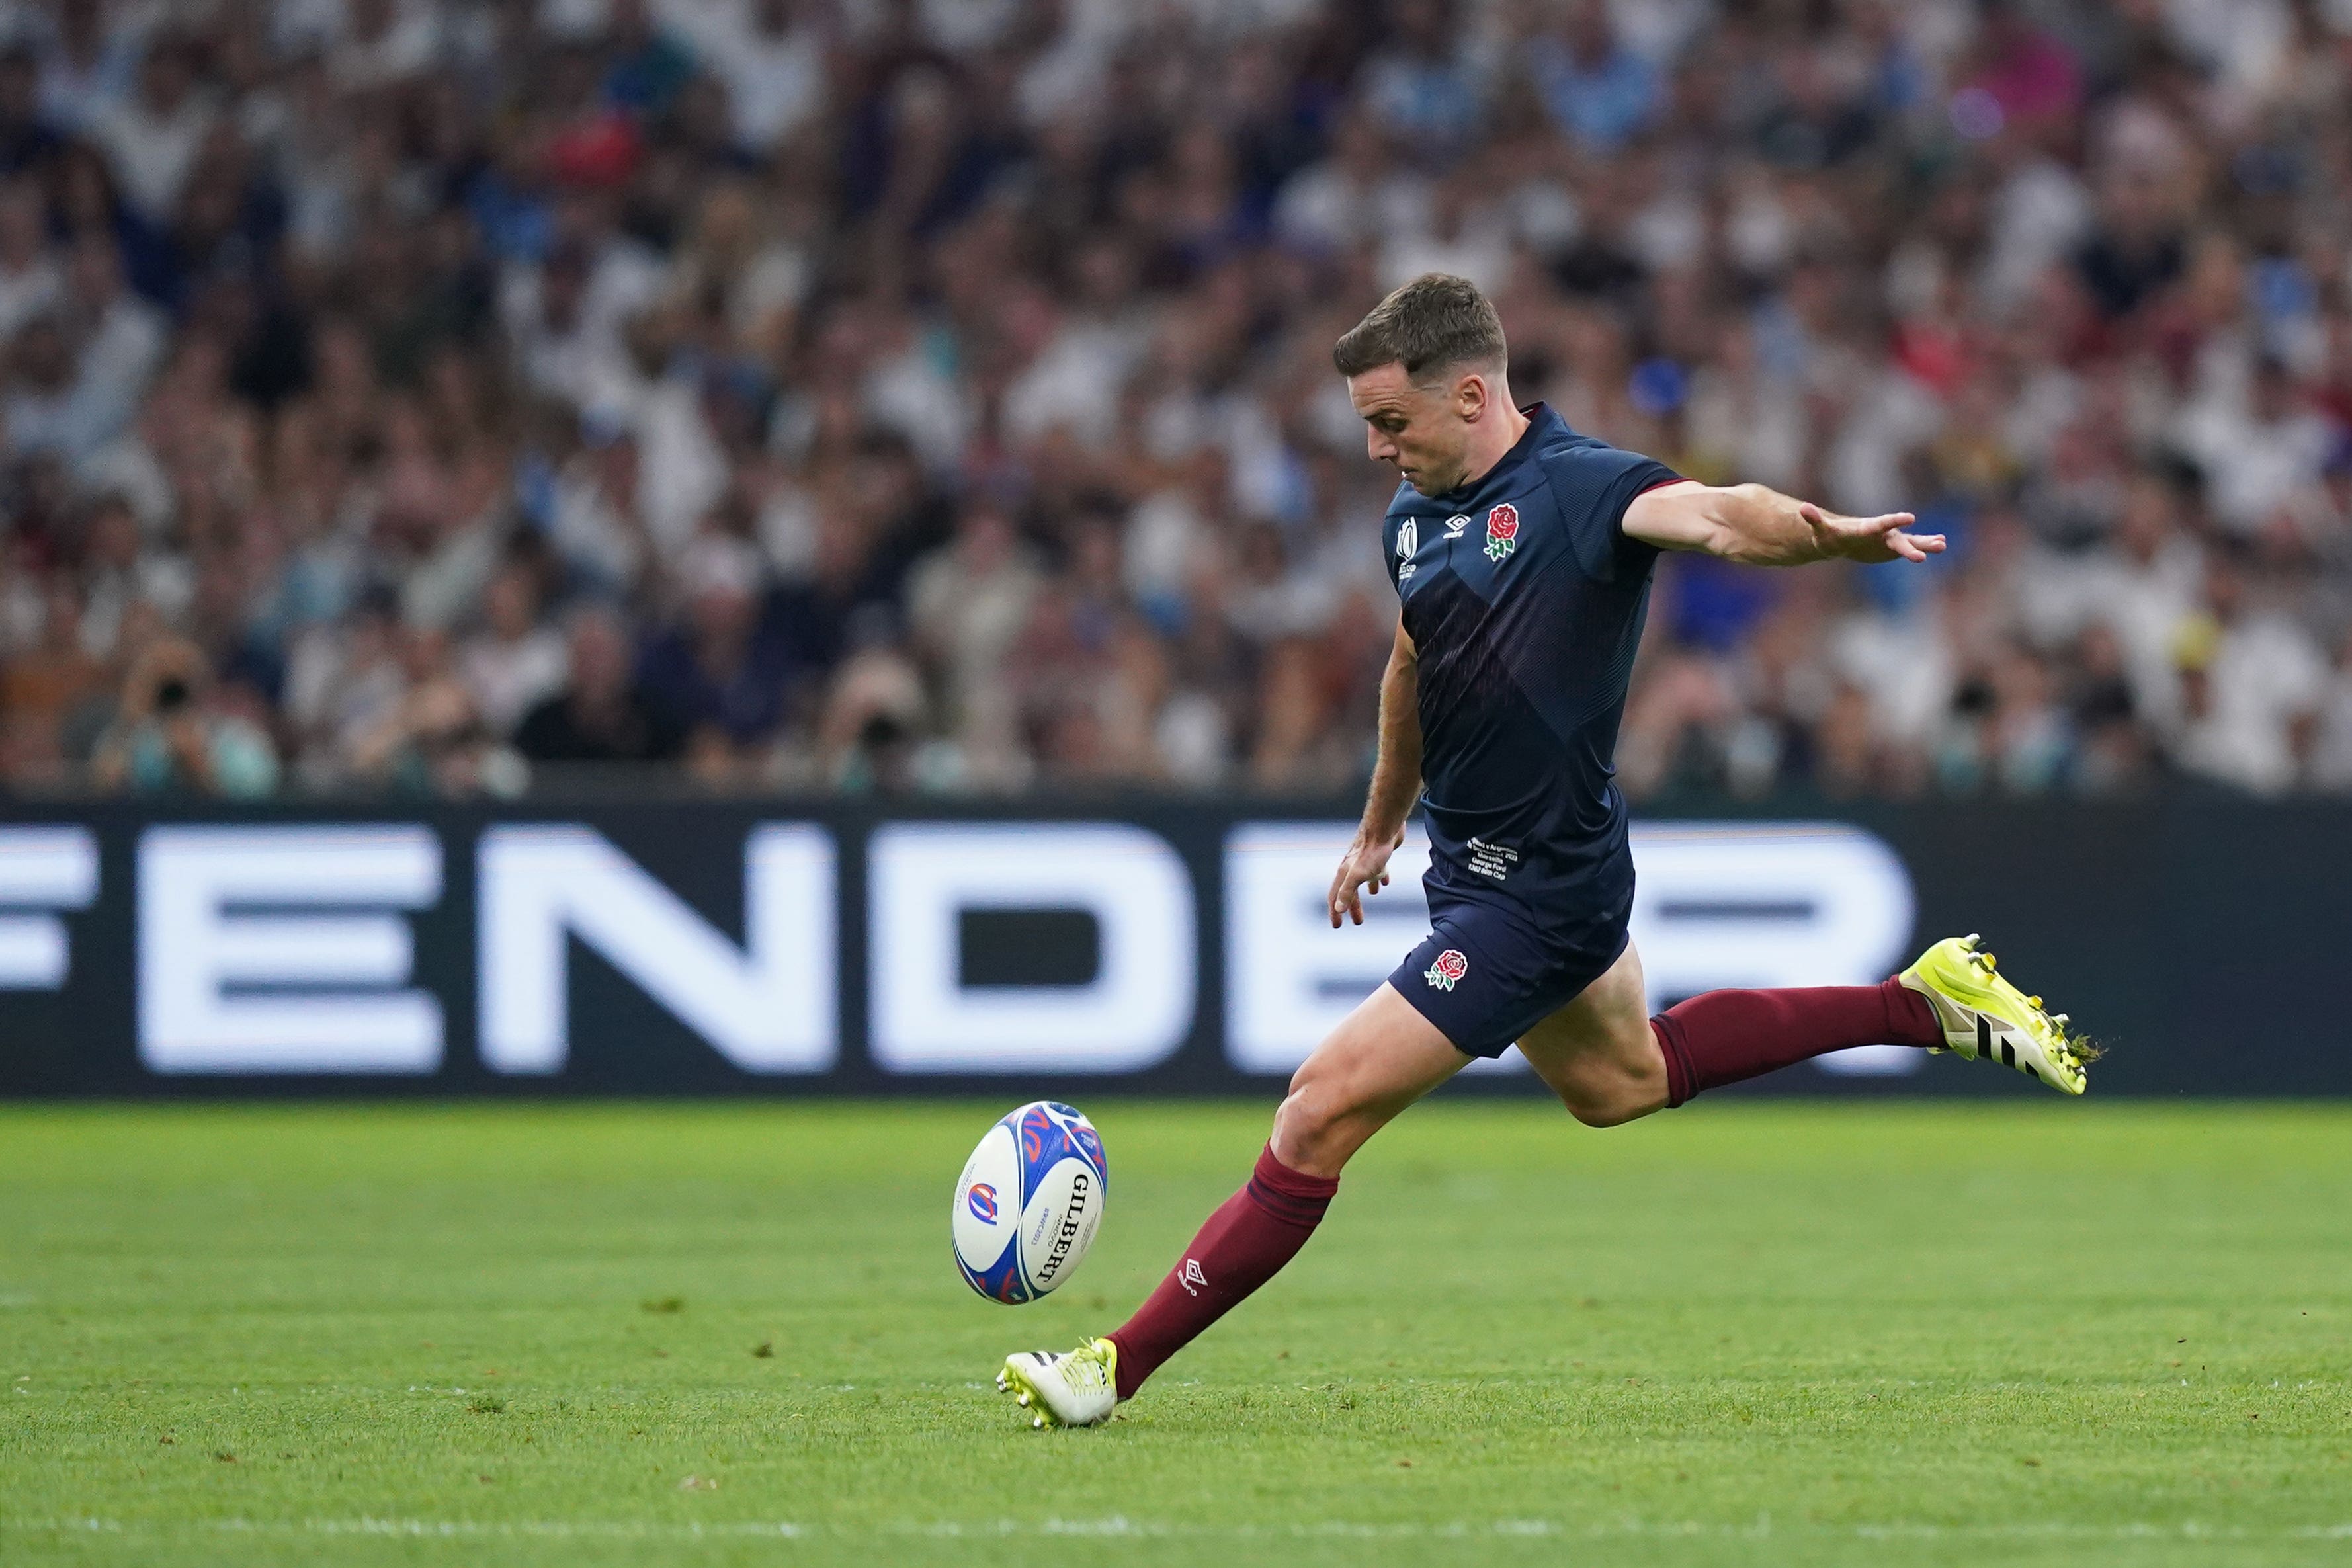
[
  {"xmin": 1019, "ymin": 1105, "xmax": 1051, "ymax": 1164},
  {"xmin": 966, "ymin": 1182, "xmax": 999, "ymax": 1223},
  {"xmin": 1029, "ymin": 1169, "xmax": 1091, "ymax": 1288},
  {"xmin": 1484, "ymin": 502, "xmax": 1519, "ymax": 561},
  {"xmin": 1424, "ymin": 948, "xmax": 1469, "ymax": 991}
]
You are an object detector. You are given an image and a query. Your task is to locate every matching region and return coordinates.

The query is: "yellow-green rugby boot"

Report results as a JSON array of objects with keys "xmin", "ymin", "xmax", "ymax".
[
  {"xmin": 1898, "ymin": 934, "xmax": 2088, "ymax": 1094},
  {"xmin": 998, "ymin": 1337, "xmax": 1118, "ymax": 1428}
]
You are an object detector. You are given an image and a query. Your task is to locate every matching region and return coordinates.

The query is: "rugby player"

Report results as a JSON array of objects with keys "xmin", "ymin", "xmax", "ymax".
[{"xmin": 1000, "ymin": 274, "xmax": 2090, "ymax": 1428}]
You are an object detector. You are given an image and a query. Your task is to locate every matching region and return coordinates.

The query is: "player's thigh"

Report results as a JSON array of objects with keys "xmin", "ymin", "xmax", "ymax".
[
  {"xmin": 1514, "ymin": 938, "xmax": 1667, "ymax": 1124},
  {"xmin": 1272, "ymin": 981, "xmax": 1468, "ymax": 1176}
]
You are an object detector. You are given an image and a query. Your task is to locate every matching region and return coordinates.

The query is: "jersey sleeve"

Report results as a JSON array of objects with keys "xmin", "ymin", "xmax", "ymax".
[{"xmin": 1538, "ymin": 440, "xmax": 1681, "ymax": 579}]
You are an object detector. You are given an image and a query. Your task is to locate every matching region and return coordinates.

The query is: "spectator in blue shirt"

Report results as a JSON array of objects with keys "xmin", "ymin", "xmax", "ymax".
[{"xmin": 1529, "ymin": 0, "xmax": 1658, "ymax": 153}]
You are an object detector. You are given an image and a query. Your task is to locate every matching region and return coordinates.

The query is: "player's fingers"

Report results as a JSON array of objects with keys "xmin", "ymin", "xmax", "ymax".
[{"xmin": 1888, "ymin": 530, "xmax": 1928, "ymax": 563}]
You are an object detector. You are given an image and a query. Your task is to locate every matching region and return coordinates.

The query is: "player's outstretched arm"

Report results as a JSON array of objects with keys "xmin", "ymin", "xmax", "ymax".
[
  {"xmin": 1329, "ymin": 622, "xmax": 1421, "ymax": 928},
  {"xmin": 1621, "ymin": 479, "xmax": 1945, "ymax": 567}
]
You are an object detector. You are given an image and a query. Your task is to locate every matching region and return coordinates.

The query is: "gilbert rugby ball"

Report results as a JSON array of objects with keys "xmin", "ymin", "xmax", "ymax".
[{"xmin": 952, "ymin": 1102, "xmax": 1108, "ymax": 1303}]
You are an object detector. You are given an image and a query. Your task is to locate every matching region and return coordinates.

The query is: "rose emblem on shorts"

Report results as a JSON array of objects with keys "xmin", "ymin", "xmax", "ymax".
[
  {"xmin": 1423, "ymin": 948, "xmax": 1469, "ymax": 991},
  {"xmin": 1484, "ymin": 502, "xmax": 1520, "ymax": 561}
]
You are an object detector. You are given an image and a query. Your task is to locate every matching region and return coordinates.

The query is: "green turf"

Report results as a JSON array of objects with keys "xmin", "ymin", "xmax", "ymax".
[{"xmin": 1, "ymin": 1100, "xmax": 2347, "ymax": 1567}]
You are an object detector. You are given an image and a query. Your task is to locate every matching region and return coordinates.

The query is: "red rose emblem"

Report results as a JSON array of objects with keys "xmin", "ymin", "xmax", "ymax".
[
  {"xmin": 1435, "ymin": 949, "xmax": 1468, "ymax": 981},
  {"xmin": 1484, "ymin": 503, "xmax": 1520, "ymax": 560}
]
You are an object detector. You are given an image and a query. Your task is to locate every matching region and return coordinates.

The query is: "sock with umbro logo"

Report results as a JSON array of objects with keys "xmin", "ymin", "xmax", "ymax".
[{"xmin": 1104, "ymin": 1144, "xmax": 1338, "ymax": 1401}]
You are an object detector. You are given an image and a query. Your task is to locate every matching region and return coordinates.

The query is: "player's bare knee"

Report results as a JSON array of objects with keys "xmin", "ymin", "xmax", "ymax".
[{"xmin": 1272, "ymin": 1075, "xmax": 1343, "ymax": 1165}]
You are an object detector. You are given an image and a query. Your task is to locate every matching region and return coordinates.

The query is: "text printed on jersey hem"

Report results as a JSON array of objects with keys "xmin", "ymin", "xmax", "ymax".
[{"xmin": 1466, "ymin": 836, "xmax": 1519, "ymax": 882}]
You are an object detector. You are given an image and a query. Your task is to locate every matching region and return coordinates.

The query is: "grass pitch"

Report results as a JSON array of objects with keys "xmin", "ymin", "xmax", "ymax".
[{"xmin": 1, "ymin": 1100, "xmax": 2347, "ymax": 1567}]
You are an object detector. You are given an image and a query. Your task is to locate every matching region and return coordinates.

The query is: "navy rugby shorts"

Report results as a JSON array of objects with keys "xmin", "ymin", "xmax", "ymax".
[{"xmin": 1387, "ymin": 878, "xmax": 1635, "ymax": 1059}]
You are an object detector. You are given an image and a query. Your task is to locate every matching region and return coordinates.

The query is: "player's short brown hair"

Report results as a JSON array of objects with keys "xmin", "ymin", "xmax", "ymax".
[{"xmin": 1331, "ymin": 274, "xmax": 1507, "ymax": 382}]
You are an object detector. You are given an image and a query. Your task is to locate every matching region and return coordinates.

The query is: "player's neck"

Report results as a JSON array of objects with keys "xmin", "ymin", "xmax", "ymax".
[{"xmin": 1453, "ymin": 401, "xmax": 1532, "ymax": 493}]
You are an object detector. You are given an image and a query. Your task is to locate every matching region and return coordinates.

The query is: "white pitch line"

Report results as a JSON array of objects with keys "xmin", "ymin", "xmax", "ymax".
[
  {"xmin": 6, "ymin": 1517, "xmax": 2351, "ymax": 1542},
  {"xmin": 3, "ymin": 1519, "xmax": 807, "ymax": 1541}
]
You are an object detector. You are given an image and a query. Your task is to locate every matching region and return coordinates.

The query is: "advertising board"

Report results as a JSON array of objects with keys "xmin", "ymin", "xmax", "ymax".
[{"xmin": 0, "ymin": 798, "xmax": 2340, "ymax": 1096}]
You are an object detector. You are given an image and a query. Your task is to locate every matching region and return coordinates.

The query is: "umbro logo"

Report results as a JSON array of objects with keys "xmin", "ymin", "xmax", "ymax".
[
  {"xmin": 1179, "ymin": 1258, "xmax": 1208, "ymax": 1296},
  {"xmin": 1443, "ymin": 514, "xmax": 1469, "ymax": 538}
]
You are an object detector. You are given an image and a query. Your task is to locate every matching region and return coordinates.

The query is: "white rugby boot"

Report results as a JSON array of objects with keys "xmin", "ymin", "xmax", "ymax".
[{"xmin": 997, "ymin": 1337, "xmax": 1118, "ymax": 1428}]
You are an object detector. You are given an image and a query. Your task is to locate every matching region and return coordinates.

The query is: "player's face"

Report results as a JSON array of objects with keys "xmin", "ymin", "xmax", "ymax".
[{"xmin": 1347, "ymin": 362, "xmax": 1472, "ymax": 496}]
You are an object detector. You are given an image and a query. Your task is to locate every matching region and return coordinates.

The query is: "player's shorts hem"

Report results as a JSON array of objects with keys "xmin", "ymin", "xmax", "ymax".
[{"xmin": 1388, "ymin": 913, "xmax": 1632, "ymax": 1059}]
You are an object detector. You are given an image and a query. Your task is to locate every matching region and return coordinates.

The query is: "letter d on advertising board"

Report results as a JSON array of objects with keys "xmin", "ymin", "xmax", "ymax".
[{"xmin": 868, "ymin": 822, "xmax": 1194, "ymax": 1072}]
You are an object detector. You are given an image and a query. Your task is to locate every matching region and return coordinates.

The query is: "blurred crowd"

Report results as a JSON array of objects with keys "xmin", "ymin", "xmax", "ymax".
[{"xmin": 7, "ymin": 0, "xmax": 2352, "ymax": 800}]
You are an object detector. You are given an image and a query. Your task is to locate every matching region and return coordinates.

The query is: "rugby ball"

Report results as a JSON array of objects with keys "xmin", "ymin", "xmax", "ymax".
[{"xmin": 952, "ymin": 1102, "xmax": 1109, "ymax": 1304}]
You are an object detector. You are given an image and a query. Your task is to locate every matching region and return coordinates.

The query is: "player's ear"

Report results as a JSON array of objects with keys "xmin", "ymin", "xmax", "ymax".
[{"xmin": 1454, "ymin": 370, "xmax": 1488, "ymax": 422}]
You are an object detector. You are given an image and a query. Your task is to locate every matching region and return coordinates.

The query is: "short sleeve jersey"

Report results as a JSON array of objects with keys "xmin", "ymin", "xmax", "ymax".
[{"xmin": 1382, "ymin": 403, "xmax": 1679, "ymax": 919}]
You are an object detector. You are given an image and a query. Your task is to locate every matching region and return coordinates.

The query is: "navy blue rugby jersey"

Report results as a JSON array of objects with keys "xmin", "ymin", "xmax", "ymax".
[{"xmin": 1381, "ymin": 403, "xmax": 1679, "ymax": 918}]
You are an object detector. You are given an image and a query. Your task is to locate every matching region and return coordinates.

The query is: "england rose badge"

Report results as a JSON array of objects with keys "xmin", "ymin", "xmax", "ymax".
[{"xmin": 1484, "ymin": 503, "xmax": 1519, "ymax": 561}]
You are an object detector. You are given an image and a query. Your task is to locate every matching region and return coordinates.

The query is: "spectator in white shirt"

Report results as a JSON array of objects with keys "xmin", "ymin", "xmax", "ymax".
[
  {"xmin": 0, "ymin": 177, "xmax": 59, "ymax": 340},
  {"xmin": 91, "ymin": 30, "xmax": 214, "ymax": 225},
  {"xmin": 2169, "ymin": 557, "xmax": 2328, "ymax": 794},
  {"xmin": 460, "ymin": 557, "xmax": 569, "ymax": 737}
]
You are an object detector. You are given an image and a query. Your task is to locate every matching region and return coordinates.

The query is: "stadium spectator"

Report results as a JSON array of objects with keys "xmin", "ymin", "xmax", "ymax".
[
  {"xmin": 513, "ymin": 598, "xmax": 682, "ymax": 768},
  {"xmin": 88, "ymin": 630, "xmax": 277, "ymax": 797}
]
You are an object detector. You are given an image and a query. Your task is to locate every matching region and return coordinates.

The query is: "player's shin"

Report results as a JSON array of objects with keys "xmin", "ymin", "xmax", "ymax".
[
  {"xmin": 1103, "ymin": 1144, "xmax": 1338, "ymax": 1400},
  {"xmin": 1649, "ymin": 980, "xmax": 1941, "ymax": 1106}
]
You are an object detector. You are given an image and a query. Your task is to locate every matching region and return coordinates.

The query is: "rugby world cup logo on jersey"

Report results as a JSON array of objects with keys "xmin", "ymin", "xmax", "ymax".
[
  {"xmin": 1396, "ymin": 516, "xmax": 1418, "ymax": 581},
  {"xmin": 1424, "ymin": 948, "xmax": 1469, "ymax": 991},
  {"xmin": 1484, "ymin": 502, "xmax": 1520, "ymax": 561}
]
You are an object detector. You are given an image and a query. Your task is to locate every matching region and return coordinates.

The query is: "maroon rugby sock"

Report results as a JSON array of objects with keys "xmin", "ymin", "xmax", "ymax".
[
  {"xmin": 1650, "ymin": 979, "xmax": 1943, "ymax": 1107},
  {"xmin": 1105, "ymin": 1145, "xmax": 1337, "ymax": 1401}
]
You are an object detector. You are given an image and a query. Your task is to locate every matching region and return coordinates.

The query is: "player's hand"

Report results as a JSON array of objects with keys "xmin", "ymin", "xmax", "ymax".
[
  {"xmin": 1329, "ymin": 828, "xmax": 1404, "ymax": 928},
  {"xmin": 1799, "ymin": 503, "xmax": 1946, "ymax": 564}
]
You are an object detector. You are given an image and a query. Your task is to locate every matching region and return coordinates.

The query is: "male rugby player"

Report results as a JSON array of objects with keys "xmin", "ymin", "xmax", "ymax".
[{"xmin": 1000, "ymin": 274, "xmax": 2089, "ymax": 1428}]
